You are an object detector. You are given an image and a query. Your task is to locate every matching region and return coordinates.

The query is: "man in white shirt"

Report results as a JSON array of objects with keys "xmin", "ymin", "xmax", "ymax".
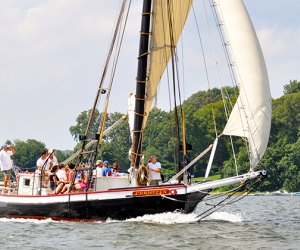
[
  {"xmin": 147, "ymin": 155, "xmax": 162, "ymax": 186},
  {"xmin": 36, "ymin": 150, "xmax": 49, "ymax": 173},
  {"xmin": 0, "ymin": 144, "xmax": 15, "ymax": 190},
  {"xmin": 93, "ymin": 160, "xmax": 103, "ymax": 177},
  {"xmin": 36, "ymin": 149, "xmax": 49, "ymax": 187},
  {"xmin": 45, "ymin": 149, "xmax": 58, "ymax": 171},
  {"xmin": 43, "ymin": 149, "xmax": 58, "ymax": 187}
]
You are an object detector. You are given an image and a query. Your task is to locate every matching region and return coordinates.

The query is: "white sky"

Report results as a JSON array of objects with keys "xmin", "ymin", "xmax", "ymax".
[{"xmin": 0, "ymin": 0, "xmax": 299, "ymax": 150}]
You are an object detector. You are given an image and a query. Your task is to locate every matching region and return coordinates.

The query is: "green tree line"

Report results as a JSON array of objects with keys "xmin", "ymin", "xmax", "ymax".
[{"xmin": 3, "ymin": 80, "xmax": 299, "ymax": 191}]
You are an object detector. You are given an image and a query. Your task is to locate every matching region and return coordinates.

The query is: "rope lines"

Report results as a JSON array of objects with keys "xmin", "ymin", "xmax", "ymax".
[{"xmin": 196, "ymin": 174, "xmax": 265, "ymax": 221}]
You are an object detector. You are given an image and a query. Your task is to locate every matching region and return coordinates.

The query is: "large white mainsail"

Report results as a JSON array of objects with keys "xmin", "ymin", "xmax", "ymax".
[
  {"xmin": 217, "ymin": 0, "xmax": 272, "ymax": 168},
  {"xmin": 142, "ymin": 0, "xmax": 193, "ymax": 128}
]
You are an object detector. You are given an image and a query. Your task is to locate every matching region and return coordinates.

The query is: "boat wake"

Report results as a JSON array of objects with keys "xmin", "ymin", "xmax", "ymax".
[
  {"xmin": 203, "ymin": 211, "xmax": 248, "ymax": 223},
  {"xmin": 125, "ymin": 211, "xmax": 198, "ymax": 224},
  {"xmin": 0, "ymin": 217, "xmax": 55, "ymax": 224},
  {"xmin": 0, "ymin": 211, "xmax": 249, "ymax": 224},
  {"xmin": 119, "ymin": 211, "xmax": 249, "ymax": 224}
]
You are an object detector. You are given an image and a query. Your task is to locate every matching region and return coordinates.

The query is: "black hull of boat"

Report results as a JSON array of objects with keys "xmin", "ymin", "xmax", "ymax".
[{"xmin": 0, "ymin": 186, "xmax": 208, "ymax": 221}]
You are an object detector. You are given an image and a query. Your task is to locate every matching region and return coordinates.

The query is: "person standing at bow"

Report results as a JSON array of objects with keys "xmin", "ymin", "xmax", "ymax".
[
  {"xmin": 36, "ymin": 149, "xmax": 48, "ymax": 174},
  {"xmin": 147, "ymin": 155, "xmax": 161, "ymax": 186},
  {"xmin": 0, "ymin": 144, "xmax": 15, "ymax": 191},
  {"xmin": 44, "ymin": 149, "xmax": 58, "ymax": 187}
]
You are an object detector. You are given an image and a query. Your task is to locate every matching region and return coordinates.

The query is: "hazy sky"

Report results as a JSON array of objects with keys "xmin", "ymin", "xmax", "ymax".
[{"xmin": 0, "ymin": 0, "xmax": 299, "ymax": 151}]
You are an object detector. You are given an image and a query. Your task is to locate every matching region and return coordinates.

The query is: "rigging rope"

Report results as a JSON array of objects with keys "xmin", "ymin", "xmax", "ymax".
[
  {"xmin": 61, "ymin": 116, "xmax": 127, "ymax": 165},
  {"xmin": 67, "ymin": 1, "xmax": 131, "ymax": 191},
  {"xmin": 84, "ymin": 0, "xmax": 129, "ymax": 138},
  {"xmin": 192, "ymin": 4, "xmax": 219, "ymax": 139},
  {"xmin": 210, "ymin": 0, "xmax": 259, "ymax": 168},
  {"xmin": 166, "ymin": 1, "xmax": 185, "ymax": 173},
  {"xmin": 196, "ymin": 174, "xmax": 265, "ymax": 221},
  {"xmin": 97, "ymin": 0, "xmax": 131, "ymax": 146}
]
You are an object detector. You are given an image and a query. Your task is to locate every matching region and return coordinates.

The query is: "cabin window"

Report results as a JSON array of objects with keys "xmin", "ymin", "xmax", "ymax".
[{"xmin": 24, "ymin": 178, "xmax": 31, "ymax": 186}]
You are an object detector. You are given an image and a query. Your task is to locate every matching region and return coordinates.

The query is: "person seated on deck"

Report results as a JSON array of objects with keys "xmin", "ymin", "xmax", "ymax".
[
  {"xmin": 101, "ymin": 161, "xmax": 112, "ymax": 176},
  {"xmin": 112, "ymin": 161, "xmax": 120, "ymax": 174},
  {"xmin": 147, "ymin": 155, "xmax": 162, "ymax": 186},
  {"xmin": 54, "ymin": 164, "xmax": 67, "ymax": 194},
  {"xmin": 49, "ymin": 165, "xmax": 59, "ymax": 191},
  {"xmin": 73, "ymin": 171, "xmax": 88, "ymax": 192},
  {"xmin": 61, "ymin": 163, "xmax": 76, "ymax": 194}
]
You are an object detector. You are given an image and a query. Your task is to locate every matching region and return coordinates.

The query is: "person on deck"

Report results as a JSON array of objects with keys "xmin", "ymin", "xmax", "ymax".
[
  {"xmin": 101, "ymin": 161, "xmax": 112, "ymax": 176},
  {"xmin": 0, "ymin": 144, "xmax": 15, "ymax": 191},
  {"xmin": 93, "ymin": 160, "xmax": 103, "ymax": 177},
  {"xmin": 61, "ymin": 163, "xmax": 76, "ymax": 193},
  {"xmin": 112, "ymin": 161, "xmax": 120, "ymax": 173},
  {"xmin": 54, "ymin": 164, "xmax": 67, "ymax": 194},
  {"xmin": 46, "ymin": 149, "xmax": 58, "ymax": 171},
  {"xmin": 36, "ymin": 149, "xmax": 49, "ymax": 174},
  {"xmin": 44, "ymin": 149, "xmax": 58, "ymax": 187},
  {"xmin": 35, "ymin": 149, "xmax": 50, "ymax": 187},
  {"xmin": 49, "ymin": 165, "xmax": 59, "ymax": 191},
  {"xmin": 147, "ymin": 155, "xmax": 162, "ymax": 186},
  {"xmin": 73, "ymin": 171, "xmax": 88, "ymax": 191}
]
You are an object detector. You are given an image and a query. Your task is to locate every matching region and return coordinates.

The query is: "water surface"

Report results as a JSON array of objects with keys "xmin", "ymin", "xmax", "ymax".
[{"xmin": 1, "ymin": 196, "xmax": 299, "ymax": 249}]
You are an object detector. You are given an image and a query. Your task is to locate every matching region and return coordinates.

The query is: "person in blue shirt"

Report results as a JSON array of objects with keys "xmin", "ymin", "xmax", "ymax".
[{"xmin": 101, "ymin": 161, "xmax": 112, "ymax": 176}]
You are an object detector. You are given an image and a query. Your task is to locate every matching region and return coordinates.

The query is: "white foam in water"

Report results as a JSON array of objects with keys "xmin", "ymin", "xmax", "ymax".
[
  {"xmin": 0, "ymin": 217, "xmax": 55, "ymax": 224},
  {"xmin": 204, "ymin": 211, "xmax": 245, "ymax": 223},
  {"xmin": 120, "ymin": 211, "xmax": 249, "ymax": 224},
  {"xmin": 0, "ymin": 211, "xmax": 247, "ymax": 225},
  {"xmin": 125, "ymin": 211, "xmax": 199, "ymax": 224}
]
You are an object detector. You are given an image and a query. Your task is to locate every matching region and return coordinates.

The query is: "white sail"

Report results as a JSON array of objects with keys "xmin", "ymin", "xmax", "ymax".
[
  {"xmin": 218, "ymin": 0, "xmax": 272, "ymax": 168},
  {"xmin": 142, "ymin": 0, "xmax": 193, "ymax": 128}
]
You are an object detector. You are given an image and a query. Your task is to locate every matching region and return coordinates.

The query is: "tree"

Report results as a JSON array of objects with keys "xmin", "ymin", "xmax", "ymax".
[
  {"xmin": 67, "ymin": 86, "xmax": 300, "ymax": 191},
  {"xmin": 183, "ymin": 86, "xmax": 237, "ymax": 109},
  {"xmin": 12, "ymin": 139, "xmax": 46, "ymax": 171},
  {"xmin": 143, "ymin": 108, "xmax": 177, "ymax": 171},
  {"xmin": 280, "ymin": 138, "xmax": 300, "ymax": 191},
  {"xmin": 271, "ymin": 92, "xmax": 300, "ymax": 143},
  {"xmin": 69, "ymin": 110, "xmax": 131, "ymax": 171},
  {"xmin": 283, "ymin": 80, "xmax": 300, "ymax": 95},
  {"xmin": 100, "ymin": 112, "xmax": 131, "ymax": 171},
  {"xmin": 54, "ymin": 150, "xmax": 70, "ymax": 163},
  {"xmin": 69, "ymin": 109, "xmax": 101, "ymax": 141}
]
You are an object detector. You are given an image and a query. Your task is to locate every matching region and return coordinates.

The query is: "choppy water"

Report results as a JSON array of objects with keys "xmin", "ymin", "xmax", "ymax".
[{"xmin": 0, "ymin": 196, "xmax": 299, "ymax": 249}]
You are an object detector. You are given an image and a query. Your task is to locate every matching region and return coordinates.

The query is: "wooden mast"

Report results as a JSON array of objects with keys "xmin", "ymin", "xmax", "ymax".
[{"xmin": 130, "ymin": 0, "xmax": 152, "ymax": 168}]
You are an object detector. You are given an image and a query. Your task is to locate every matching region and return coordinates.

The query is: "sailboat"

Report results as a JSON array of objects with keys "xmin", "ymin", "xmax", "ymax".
[{"xmin": 0, "ymin": 0, "xmax": 271, "ymax": 221}]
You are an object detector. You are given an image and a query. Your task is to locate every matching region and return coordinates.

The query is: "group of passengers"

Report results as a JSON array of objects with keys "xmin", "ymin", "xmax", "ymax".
[
  {"xmin": 1, "ymin": 144, "xmax": 162, "ymax": 194},
  {"xmin": 92, "ymin": 160, "xmax": 120, "ymax": 177},
  {"xmin": 34, "ymin": 149, "xmax": 122, "ymax": 194},
  {"xmin": 35, "ymin": 149, "xmax": 89, "ymax": 194}
]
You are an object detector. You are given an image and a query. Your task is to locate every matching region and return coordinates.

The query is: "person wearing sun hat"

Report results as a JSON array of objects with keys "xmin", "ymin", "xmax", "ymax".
[
  {"xmin": 93, "ymin": 160, "xmax": 103, "ymax": 177},
  {"xmin": 0, "ymin": 143, "xmax": 16, "ymax": 190},
  {"xmin": 101, "ymin": 160, "xmax": 112, "ymax": 176}
]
